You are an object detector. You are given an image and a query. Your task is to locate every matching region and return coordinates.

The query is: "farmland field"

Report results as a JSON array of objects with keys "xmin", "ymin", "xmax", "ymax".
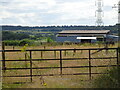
[{"xmin": 1, "ymin": 43, "xmax": 119, "ymax": 88}]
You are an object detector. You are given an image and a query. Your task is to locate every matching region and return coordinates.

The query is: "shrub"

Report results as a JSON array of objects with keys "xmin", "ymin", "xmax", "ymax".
[
  {"xmin": 46, "ymin": 37, "xmax": 54, "ymax": 43},
  {"xmin": 19, "ymin": 39, "xmax": 34, "ymax": 46},
  {"xmin": 4, "ymin": 40, "xmax": 20, "ymax": 46}
]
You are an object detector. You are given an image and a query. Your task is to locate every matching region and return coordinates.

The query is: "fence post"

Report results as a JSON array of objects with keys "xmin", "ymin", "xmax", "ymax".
[
  {"xmin": 60, "ymin": 50, "xmax": 62, "ymax": 75},
  {"xmin": 29, "ymin": 51, "xmax": 32, "ymax": 82},
  {"xmin": 44, "ymin": 46, "xmax": 46, "ymax": 49},
  {"xmin": 88, "ymin": 49, "xmax": 92, "ymax": 80},
  {"xmin": 116, "ymin": 48, "xmax": 119, "ymax": 65},
  {"xmin": 2, "ymin": 42, "xmax": 6, "ymax": 72},
  {"xmin": 13, "ymin": 46, "xmax": 15, "ymax": 50},
  {"xmin": 54, "ymin": 51, "xmax": 56, "ymax": 58},
  {"xmin": 25, "ymin": 52, "xmax": 27, "ymax": 68},
  {"xmin": 104, "ymin": 42, "xmax": 108, "ymax": 54},
  {"xmin": 73, "ymin": 48, "xmax": 76, "ymax": 56},
  {"xmin": 41, "ymin": 51, "xmax": 43, "ymax": 59}
]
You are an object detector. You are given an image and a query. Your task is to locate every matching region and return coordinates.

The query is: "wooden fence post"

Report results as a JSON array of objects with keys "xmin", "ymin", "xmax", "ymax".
[
  {"xmin": 13, "ymin": 46, "xmax": 15, "ymax": 50},
  {"xmin": 29, "ymin": 51, "xmax": 32, "ymax": 82},
  {"xmin": 54, "ymin": 51, "xmax": 56, "ymax": 58},
  {"xmin": 88, "ymin": 49, "xmax": 92, "ymax": 80},
  {"xmin": 60, "ymin": 50, "xmax": 62, "ymax": 75},
  {"xmin": 2, "ymin": 42, "xmax": 6, "ymax": 72},
  {"xmin": 25, "ymin": 52, "xmax": 27, "ymax": 68},
  {"xmin": 73, "ymin": 48, "xmax": 76, "ymax": 56},
  {"xmin": 104, "ymin": 42, "xmax": 108, "ymax": 54},
  {"xmin": 41, "ymin": 51, "xmax": 43, "ymax": 59},
  {"xmin": 44, "ymin": 46, "xmax": 46, "ymax": 49}
]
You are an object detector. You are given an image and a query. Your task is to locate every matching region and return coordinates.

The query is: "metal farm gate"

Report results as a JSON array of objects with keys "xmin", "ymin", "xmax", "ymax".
[{"xmin": 0, "ymin": 47, "xmax": 119, "ymax": 82}]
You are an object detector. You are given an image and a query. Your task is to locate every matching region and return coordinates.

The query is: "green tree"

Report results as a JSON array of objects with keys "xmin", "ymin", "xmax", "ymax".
[{"xmin": 2, "ymin": 31, "xmax": 30, "ymax": 40}]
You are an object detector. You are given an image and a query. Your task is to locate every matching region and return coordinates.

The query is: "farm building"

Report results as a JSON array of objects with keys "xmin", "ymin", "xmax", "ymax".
[
  {"xmin": 106, "ymin": 35, "xmax": 119, "ymax": 43},
  {"xmin": 56, "ymin": 30, "xmax": 111, "ymax": 43}
]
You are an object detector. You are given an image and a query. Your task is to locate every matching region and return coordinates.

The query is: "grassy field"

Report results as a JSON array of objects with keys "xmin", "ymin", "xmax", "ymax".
[{"xmin": 2, "ymin": 43, "xmax": 118, "ymax": 88}]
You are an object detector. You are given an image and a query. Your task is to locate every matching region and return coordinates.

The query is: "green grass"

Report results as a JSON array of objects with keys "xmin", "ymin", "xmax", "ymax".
[{"xmin": 2, "ymin": 83, "xmax": 24, "ymax": 88}]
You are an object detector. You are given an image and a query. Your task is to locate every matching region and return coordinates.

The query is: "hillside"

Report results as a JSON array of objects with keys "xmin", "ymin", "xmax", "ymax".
[{"xmin": 1, "ymin": 25, "xmax": 118, "ymax": 35}]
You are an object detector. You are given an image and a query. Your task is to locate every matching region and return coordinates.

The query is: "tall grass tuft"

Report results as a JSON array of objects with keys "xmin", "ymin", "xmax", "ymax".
[{"xmin": 93, "ymin": 67, "xmax": 120, "ymax": 88}]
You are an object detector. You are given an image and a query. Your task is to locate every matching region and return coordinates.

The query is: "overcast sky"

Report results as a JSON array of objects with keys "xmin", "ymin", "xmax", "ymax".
[{"xmin": 0, "ymin": 0, "xmax": 119, "ymax": 26}]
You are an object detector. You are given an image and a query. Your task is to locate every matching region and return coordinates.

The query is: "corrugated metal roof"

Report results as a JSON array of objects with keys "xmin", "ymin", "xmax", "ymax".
[{"xmin": 59, "ymin": 30, "xmax": 110, "ymax": 34}]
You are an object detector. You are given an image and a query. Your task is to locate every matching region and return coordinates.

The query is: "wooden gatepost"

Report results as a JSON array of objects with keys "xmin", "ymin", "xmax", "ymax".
[{"xmin": 2, "ymin": 42, "xmax": 6, "ymax": 72}]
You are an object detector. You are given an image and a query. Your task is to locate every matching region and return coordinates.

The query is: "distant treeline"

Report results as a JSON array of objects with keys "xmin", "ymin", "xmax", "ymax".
[
  {"xmin": 2, "ymin": 31, "xmax": 55, "ymax": 46},
  {"xmin": 1, "ymin": 25, "xmax": 118, "ymax": 34},
  {"xmin": 2, "ymin": 31, "xmax": 55, "ymax": 41}
]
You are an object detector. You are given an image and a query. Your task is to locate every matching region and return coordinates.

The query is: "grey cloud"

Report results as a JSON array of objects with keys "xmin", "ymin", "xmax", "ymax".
[
  {"xmin": 1, "ymin": 0, "xmax": 116, "ymax": 26},
  {"xmin": 2, "ymin": 17, "xmax": 20, "ymax": 24}
]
